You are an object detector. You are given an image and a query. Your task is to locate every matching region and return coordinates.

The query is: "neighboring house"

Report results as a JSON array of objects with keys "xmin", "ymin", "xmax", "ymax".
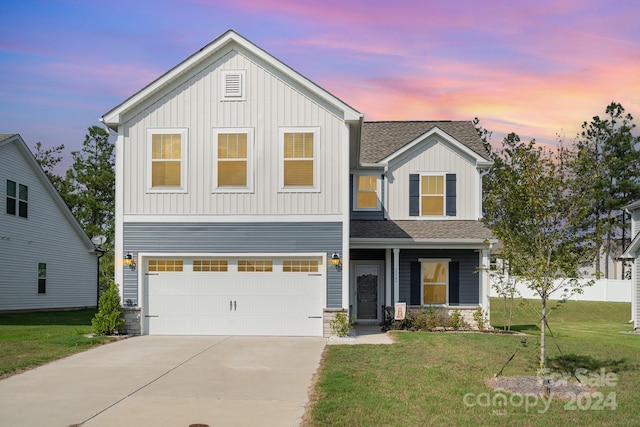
[
  {"xmin": 580, "ymin": 241, "xmax": 630, "ymax": 280},
  {"xmin": 100, "ymin": 30, "xmax": 495, "ymax": 337},
  {"xmin": 622, "ymin": 200, "xmax": 640, "ymax": 329},
  {"xmin": 0, "ymin": 134, "xmax": 97, "ymax": 311}
]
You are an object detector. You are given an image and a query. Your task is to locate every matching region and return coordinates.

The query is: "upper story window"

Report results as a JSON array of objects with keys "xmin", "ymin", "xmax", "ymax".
[
  {"xmin": 354, "ymin": 174, "xmax": 381, "ymax": 211},
  {"xmin": 213, "ymin": 129, "xmax": 253, "ymax": 192},
  {"xmin": 221, "ymin": 70, "xmax": 245, "ymax": 101},
  {"xmin": 409, "ymin": 173, "xmax": 457, "ymax": 217},
  {"xmin": 280, "ymin": 128, "xmax": 319, "ymax": 192},
  {"xmin": 421, "ymin": 175, "xmax": 444, "ymax": 216},
  {"xmin": 6, "ymin": 180, "xmax": 28, "ymax": 218},
  {"xmin": 147, "ymin": 129, "xmax": 188, "ymax": 193}
]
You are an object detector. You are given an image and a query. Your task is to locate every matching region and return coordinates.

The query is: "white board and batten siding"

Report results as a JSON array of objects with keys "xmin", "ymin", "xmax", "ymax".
[
  {"xmin": 0, "ymin": 138, "xmax": 96, "ymax": 311},
  {"xmin": 120, "ymin": 47, "xmax": 348, "ymax": 217},
  {"xmin": 386, "ymin": 136, "xmax": 483, "ymax": 221}
]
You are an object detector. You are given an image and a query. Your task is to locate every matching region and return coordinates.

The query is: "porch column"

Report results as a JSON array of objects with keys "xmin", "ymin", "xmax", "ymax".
[
  {"xmin": 385, "ymin": 248, "xmax": 392, "ymax": 306},
  {"xmin": 393, "ymin": 248, "xmax": 400, "ymax": 303},
  {"xmin": 480, "ymin": 247, "xmax": 491, "ymax": 323}
]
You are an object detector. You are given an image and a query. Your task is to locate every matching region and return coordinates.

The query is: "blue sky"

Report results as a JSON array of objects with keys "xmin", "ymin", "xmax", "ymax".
[{"xmin": 1, "ymin": 0, "xmax": 639, "ymax": 168}]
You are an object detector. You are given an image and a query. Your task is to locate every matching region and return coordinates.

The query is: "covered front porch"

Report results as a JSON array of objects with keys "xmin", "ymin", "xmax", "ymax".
[{"xmin": 348, "ymin": 220, "xmax": 495, "ymax": 327}]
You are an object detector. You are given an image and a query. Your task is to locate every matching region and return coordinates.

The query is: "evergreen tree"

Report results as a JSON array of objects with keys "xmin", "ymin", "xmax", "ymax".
[
  {"xmin": 33, "ymin": 141, "xmax": 66, "ymax": 194},
  {"xmin": 65, "ymin": 126, "xmax": 115, "ymax": 292},
  {"xmin": 574, "ymin": 103, "xmax": 640, "ymax": 278},
  {"xmin": 92, "ymin": 281, "xmax": 125, "ymax": 335}
]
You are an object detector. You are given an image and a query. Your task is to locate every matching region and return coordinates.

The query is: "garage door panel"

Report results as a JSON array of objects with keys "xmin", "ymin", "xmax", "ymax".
[{"xmin": 146, "ymin": 257, "xmax": 325, "ymax": 336}]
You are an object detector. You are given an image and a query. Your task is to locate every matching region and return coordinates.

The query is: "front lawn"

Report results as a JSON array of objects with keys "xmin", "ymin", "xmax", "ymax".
[
  {"xmin": 0, "ymin": 309, "xmax": 115, "ymax": 379},
  {"xmin": 305, "ymin": 299, "xmax": 639, "ymax": 426}
]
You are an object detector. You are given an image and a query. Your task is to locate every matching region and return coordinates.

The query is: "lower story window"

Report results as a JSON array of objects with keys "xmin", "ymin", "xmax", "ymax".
[
  {"xmin": 194, "ymin": 260, "xmax": 228, "ymax": 272},
  {"xmin": 283, "ymin": 260, "xmax": 319, "ymax": 272},
  {"xmin": 38, "ymin": 263, "xmax": 46, "ymax": 294},
  {"xmin": 149, "ymin": 260, "xmax": 184, "ymax": 272},
  {"xmin": 421, "ymin": 259, "xmax": 449, "ymax": 304},
  {"xmin": 238, "ymin": 260, "xmax": 273, "ymax": 272}
]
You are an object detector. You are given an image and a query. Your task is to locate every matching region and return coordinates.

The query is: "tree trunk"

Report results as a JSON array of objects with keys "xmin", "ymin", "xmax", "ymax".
[
  {"xmin": 622, "ymin": 211, "xmax": 627, "ymax": 279},
  {"xmin": 605, "ymin": 210, "xmax": 612, "ymax": 279},
  {"xmin": 595, "ymin": 241, "xmax": 602, "ymax": 279},
  {"xmin": 539, "ymin": 297, "xmax": 547, "ymax": 387},
  {"xmin": 508, "ymin": 291, "xmax": 514, "ymax": 331},
  {"xmin": 503, "ymin": 294, "xmax": 507, "ymax": 331}
]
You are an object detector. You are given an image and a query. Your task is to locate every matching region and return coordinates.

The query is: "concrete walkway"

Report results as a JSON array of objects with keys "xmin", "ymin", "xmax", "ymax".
[
  {"xmin": 327, "ymin": 325, "xmax": 395, "ymax": 345},
  {"xmin": 0, "ymin": 336, "xmax": 326, "ymax": 427}
]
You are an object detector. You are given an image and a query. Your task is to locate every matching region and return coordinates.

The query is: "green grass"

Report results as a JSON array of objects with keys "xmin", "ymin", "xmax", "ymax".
[
  {"xmin": 0, "ymin": 309, "xmax": 115, "ymax": 378},
  {"xmin": 305, "ymin": 299, "xmax": 639, "ymax": 426}
]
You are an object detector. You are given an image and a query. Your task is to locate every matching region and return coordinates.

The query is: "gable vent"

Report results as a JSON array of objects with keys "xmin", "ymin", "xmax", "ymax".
[{"xmin": 222, "ymin": 70, "xmax": 245, "ymax": 100}]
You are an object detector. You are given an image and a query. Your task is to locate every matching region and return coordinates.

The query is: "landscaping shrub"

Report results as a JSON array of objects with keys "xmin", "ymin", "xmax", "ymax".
[
  {"xmin": 448, "ymin": 309, "xmax": 467, "ymax": 329},
  {"xmin": 330, "ymin": 309, "xmax": 354, "ymax": 337},
  {"xmin": 473, "ymin": 306, "xmax": 486, "ymax": 331},
  {"xmin": 383, "ymin": 306, "xmax": 469, "ymax": 332},
  {"xmin": 92, "ymin": 281, "xmax": 125, "ymax": 335}
]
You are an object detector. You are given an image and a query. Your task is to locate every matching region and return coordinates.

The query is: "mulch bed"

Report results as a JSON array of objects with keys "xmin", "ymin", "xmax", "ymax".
[{"xmin": 486, "ymin": 376, "xmax": 588, "ymax": 398}]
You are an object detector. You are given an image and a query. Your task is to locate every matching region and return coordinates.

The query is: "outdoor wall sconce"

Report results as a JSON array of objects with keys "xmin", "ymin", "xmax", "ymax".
[
  {"xmin": 331, "ymin": 252, "xmax": 342, "ymax": 270},
  {"xmin": 124, "ymin": 252, "xmax": 137, "ymax": 271}
]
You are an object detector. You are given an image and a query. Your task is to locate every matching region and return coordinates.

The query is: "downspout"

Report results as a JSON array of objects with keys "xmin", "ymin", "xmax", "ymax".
[
  {"xmin": 95, "ymin": 248, "xmax": 106, "ymax": 307},
  {"xmin": 99, "ymin": 121, "xmax": 124, "ymax": 298}
]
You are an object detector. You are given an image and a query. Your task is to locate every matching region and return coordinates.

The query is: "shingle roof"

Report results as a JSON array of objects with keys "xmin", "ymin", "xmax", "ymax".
[
  {"xmin": 0, "ymin": 134, "xmax": 16, "ymax": 143},
  {"xmin": 351, "ymin": 220, "xmax": 494, "ymax": 241},
  {"xmin": 360, "ymin": 121, "xmax": 490, "ymax": 164}
]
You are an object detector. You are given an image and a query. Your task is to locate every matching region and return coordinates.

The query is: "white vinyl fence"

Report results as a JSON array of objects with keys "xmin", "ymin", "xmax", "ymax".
[{"xmin": 490, "ymin": 277, "xmax": 632, "ymax": 303}]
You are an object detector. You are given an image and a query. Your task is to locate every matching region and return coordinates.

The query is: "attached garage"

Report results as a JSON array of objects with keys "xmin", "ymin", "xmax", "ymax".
[{"xmin": 141, "ymin": 254, "xmax": 326, "ymax": 336}]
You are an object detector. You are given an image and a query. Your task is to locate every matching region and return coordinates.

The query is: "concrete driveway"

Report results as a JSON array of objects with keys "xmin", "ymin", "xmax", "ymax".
[{"xmin": 0, "ymin": 336, "xmax": 326, "ymax": 427}]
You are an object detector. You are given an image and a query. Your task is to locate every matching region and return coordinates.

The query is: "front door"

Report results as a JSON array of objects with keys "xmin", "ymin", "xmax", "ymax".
[{"xmin": 356, "ymin": 264, "xmax": 380, "ymax": 321}]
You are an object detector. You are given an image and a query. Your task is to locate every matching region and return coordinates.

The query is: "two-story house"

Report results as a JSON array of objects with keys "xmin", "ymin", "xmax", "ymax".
[
  {"xmin": 101, "ymin": 30, "xmax": 494, "ymax": 337},
  {"xmin": 622, "ymin": 200, "xmax": 640, "ymax": 330},
  {"xmin": 0, "ymin": 134, "xmax": 97, "ymax": 311}
]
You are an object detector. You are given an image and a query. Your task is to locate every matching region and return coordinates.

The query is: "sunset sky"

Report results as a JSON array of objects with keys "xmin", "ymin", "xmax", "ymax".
[{"xmin": 1, "ymin": 0, "xmax": 639, "ymax": 166}]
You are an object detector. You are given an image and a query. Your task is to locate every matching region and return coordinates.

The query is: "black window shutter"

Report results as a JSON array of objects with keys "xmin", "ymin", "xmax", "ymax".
[
  {"xmin": 409, "ymin": 174, "xmax": 420, "ymax": 216},
  {"xmin": 349, "ymin": 175, "xmax": 354, "ymax": 212},
  {"xmin": 446, "ymin": 174, "xmax": 457, "ymax": 216},
  {"xmin": 448, "ymin": 261, "xmax": 460, "ymax": 305},
  {"xmin": 410, "ymin": 261, "xmax": 421, "ymax": 305}
]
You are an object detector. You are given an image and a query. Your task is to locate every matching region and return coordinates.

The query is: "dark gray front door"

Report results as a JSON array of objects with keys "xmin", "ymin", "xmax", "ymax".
[{"xmin": 356, "ymin": 265, "xmax": 379, "ymax": 320}]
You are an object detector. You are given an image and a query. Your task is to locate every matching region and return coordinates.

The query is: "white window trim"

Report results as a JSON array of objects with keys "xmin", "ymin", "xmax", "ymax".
[
  {"xmin": 278, "ymin": 127, "xmax": 320, "ymax": 193},
  {"xmin": 353, "ymin": 173, "xmax": 382, "ymax": 211},
  {"xmin": 212, "ymin": 128, "xmax": 254, "ymax": 193},
  {"xmin": 419, "ymin": 173, "xmax": 446, "ymax": 217},
  {"xmin": 221, "ymin": 70, "xmax": 246, "ymax": 101},
  {"xmin": 146, "ymin": 128, "xmax": 188, "ymax": 194},
  {"xmin": 419, "ymin": 258, "xmax": 451, "ymax": 305}
]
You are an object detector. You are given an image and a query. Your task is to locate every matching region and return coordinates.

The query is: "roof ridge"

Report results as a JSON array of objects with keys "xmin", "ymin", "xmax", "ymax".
[{"xmin": 363, "ymin": 120, "xmax": 456, "ymax": 124}]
